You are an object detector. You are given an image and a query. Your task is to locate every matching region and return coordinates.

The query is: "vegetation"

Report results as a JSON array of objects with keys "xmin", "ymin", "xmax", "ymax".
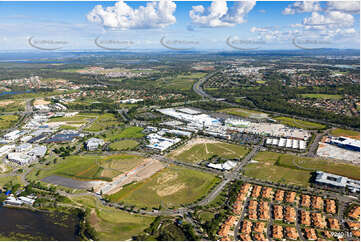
[
  {"xmin": 84, "ymin": 113, "xmax": 121, "ymax": 132},
  {"xmin": 274, "ymin": 116, "xmax": 326, "ymax": 130},
  {"xmin": 0, "ymin": 115, "xmax": 19, "ymax": 130},
  {"xmin": 300, "ymin": 93, "xmax": 342, "ymax": 100},
  {"xmin": 218, "ymin": 107, "xmax": 268, "ymax": 119},
  {"xmin": 107, "ymin": 165, "xmax": 220, "ymax": 209},
  {"xmin": 109, "ymin": 140, "xmax": 139, "ymax": 151},
  {"xmin": 105, "ymin": 126, "xmax": 144, "ymax": 141},
  {"xmin": 330, "ymin": 128, "xmax": 360, "ymax": 139},
  {"xmin": 169, "ymin": 141, "xmax": 249, "ymax": 164}
]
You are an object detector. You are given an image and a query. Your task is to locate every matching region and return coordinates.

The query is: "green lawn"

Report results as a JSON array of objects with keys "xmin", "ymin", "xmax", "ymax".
[
  {"xmin": 84, "ymin": 113, "xmax": 121, "ymax": 132},
  {"xmin": 108, "ymin": 165, "xmax": 220, "ymax": 209},
  {"xmin": 38, "ymin": 154, "xmax": 145, "ymax": 181},
  {"xmin": 169, "ymin": 141, "xmax": 249, "ymax": 164},
  {"xmin": 107, "ymin": 126, "xmax": 144, "ymax": 140},
  {"xmin": 219, "ymin": 108, "xmax": 268, "ymax": 119},
  {"xmin": 156, "ymin": 73, "xmax": 207, "ymax": 90},
  {"xmin": 274, "ymin": 116, "xmax": 326, "ymax": 130},
  {"xmin": 0, "ymin": 175, "xmax": 23, "ymax": 188},
  {"xmin": 109, "ymin": 140, "xmax": 139, "ymax": 151},
  {"xmin": 49, "ymin": 113, "xmax": 97, "ymax": 123},
  {"xmin": 71, "ymin": 196, "xmax": 155, "ymax": 241},
  {"xmin": 330, "ymin": 128, "xmax": 360, "ymax": 139},
  {"xmin": 0, "ymin": 115, "xmax": 19, "ymax": 130},
  {"xmin": 243, "ymin": 151, "xmax": 360, "ymax": 187},
  {"xmin": 300, "ymin": 94, "xmax": 342, "ymax": 100}
]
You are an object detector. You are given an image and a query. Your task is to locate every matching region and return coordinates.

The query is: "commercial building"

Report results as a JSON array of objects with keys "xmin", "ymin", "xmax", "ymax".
[
  {"xmin": 86, "ymin": 138, "xmax": 105, "ymax": 151},
  {"xmin": 7, "ymin": 152, "xmax": 36, "ymax": 165},
  {"xmin": 4, "ymin": 130, "xmax": 21, "ymax": 141},
  {"xmin": 315, "ymin": 171, "xmax": 360, "ymax": 193},
  {"xmin": 146, "ymin": 133, "xmax": 181, "ymax": 151},
  {"xmin": 0, "ymin": 144, "xmax": 15, "ymax": 157},
  {"xmin": 207, "ymin": 160, "xmax": 237, "ymax": 171},
  {"xmin": 15, "ymin": 143, "xmax": 32, "ymax": 152},
  {"xmin": 327, "ymin": 136, "xmax": 360, "ymax": 152}
]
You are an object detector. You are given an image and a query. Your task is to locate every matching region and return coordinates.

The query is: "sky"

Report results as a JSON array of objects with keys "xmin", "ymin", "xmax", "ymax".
[{"xmin": 0, "ymin": 1, "xmax": 360, "ymax": 51}]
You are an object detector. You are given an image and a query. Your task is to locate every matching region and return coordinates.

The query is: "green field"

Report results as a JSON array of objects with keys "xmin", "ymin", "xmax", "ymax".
[
  {"xmin": 38, "ymin": 154, "xmax": 145, "ymax": 181},
  {"xmin": 84, "ymin": 113, "xmax": 121, "ymax": 132},
  {"xmin": 0, "ymin": 99, "xmax": 25, "ymax": 112},
  {"xmin": 71, "ymin": 196, "xmax": 155, "ymax": 241},
  {"xmin": 109, "ymin": 140, "xmax": 139, "ymax": 151},
  {"xmin": 0, "ymin": 175, "xmax": 23, "ymax": 188},
  {"xmin": 105, "ymin": 126, "xmax": 144, "ymax": 141},
  {"xmin": 169, "ymin": 141, "xmax": 249, "ymax": 163},
  {"xmin": 156, "ymin": 73, "xmax": 207, "ymax": 90},
  {"xmin": 108, "ymin": 165, "xmax": 220, "ymax": 209},
  {"xmin": 300, "ymin": 93, "xmax": 342, "ymax": 100},
  {"xmin": 219, "ymin": 107, "xmax": 269, "ymax": 119},
  {"xmin": 274, "ymin": 116, "xmax": 326, "ymax": 130},
  {"xmin": 0, "ymin": 115, "xmax": 19, "ymax": 130},
  {"xmin": 49, "ymin": 113, "xmax": 98, "ymax": 123},
  {"xmin": 243, "ymin": 151, "xmax": 360, "ymax": 187},
  {"xmin": 330, "ymin": 128, "xmax": 360, "ymax": 139}
]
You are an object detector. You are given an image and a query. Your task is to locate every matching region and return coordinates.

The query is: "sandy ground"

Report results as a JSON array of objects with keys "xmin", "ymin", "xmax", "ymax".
[
  {"xmin": 46, "ymin": 121, "xmax": 83, "ymax": 128},
  {"xmin": 169, "ymin": 138, "xmax": 221, "ymax": 157},
  {"xmin": 317, "ymin": 142, "xmax": 360, "ymax": 164},
  {"xmin": 34, "ymin": 98, "xmax": 51, "ymax": 105},
  {"xmin": 0, "ymin": 163, "xmax": 8, "ymax": 173},
  {"xmin": 97, "ymin": 158, "xmax": 164, "ymax": 195},
  {"xmin": 0, "ymin": 100, "xmax": 14, "ymax": 106}
]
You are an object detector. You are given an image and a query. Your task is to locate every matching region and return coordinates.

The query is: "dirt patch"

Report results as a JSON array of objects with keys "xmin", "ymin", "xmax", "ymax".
[
  {"xmin": 156, "ymin": 183, "xmax": 186, "ymax": 197},
  {"xmin": 169, "ymin": 138, "xmax": 221, "ymax": 157},
  {"xmin": 0, "ymin": 100, "xmax": 14, "ymax": 106},
  {"xmin": 0, "ymin": 164, "xmax": 8, "ymax": 172},
  {"xmin": 34, "ymin": 98, "xmax": 50, "ymax": 105},
  {"xmin": 157, "ymin": 171, "xmax": 178, "ymax": 185}
]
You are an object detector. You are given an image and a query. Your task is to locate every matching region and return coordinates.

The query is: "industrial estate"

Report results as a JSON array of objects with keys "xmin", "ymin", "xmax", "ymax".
[{"xmin": 0, "ymin": 0, "xmax": 360, "ymax": 241}]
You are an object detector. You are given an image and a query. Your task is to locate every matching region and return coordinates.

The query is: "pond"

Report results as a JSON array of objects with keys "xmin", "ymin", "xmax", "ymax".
[{"xmin": 0, "ymin": 206, "xmax": 80, "ymax": 241}]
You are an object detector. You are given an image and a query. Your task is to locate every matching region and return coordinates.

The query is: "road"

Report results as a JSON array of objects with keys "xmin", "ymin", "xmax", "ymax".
[{"xmin": 307, "ymin": 129, "xmax": 330, "ymax": 157}]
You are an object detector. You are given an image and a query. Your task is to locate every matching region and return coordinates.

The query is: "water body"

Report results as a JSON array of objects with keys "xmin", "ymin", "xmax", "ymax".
[
  {"xmin": 334, "ymin": 64, "xmax": 358, "ymax": 69},
  {"xmin": 0, "ymin": 206, "xmax": 80, "ymax": 240},
  {"xmin": 0, "ymin": 90, "xmax": 32, "ymax": 97}
]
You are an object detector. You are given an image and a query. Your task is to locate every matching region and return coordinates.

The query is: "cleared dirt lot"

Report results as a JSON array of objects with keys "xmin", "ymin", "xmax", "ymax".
[{"xmin": 42, "ymin": 175, "xmax": 102, "ymax": 190}]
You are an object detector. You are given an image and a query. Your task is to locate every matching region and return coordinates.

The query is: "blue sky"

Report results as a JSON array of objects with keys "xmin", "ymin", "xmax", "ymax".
[{"xmin": 0, "ymin": 1, "xmax": 359, "ymax": 51}]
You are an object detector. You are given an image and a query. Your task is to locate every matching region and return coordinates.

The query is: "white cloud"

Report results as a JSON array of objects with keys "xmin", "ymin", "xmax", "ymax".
[
  {"xmin": 87, "ymin": 0, "xmax": 176, "ymax": 29},
  {"xmin": 326, "ymin": 1, "xmax": 360, "ymax": 14},
  {"xmin": 283, "ymin": 1, "xmax": 322, "ymax": 15},
  {"xmin": 189, "ymin": 0, "xmax": 256, "ymax": 28},
  {"xmin": 303, "ymin": 11, "xmax": 354, "ymax": 27}
]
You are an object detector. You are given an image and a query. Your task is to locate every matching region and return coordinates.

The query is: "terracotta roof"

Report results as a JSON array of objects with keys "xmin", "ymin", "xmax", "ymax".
[
  {"xmin": 259, "ymin": 201, "xmax": 270, "ymax": 220},
  {"xmin": 272, "ymin": 225, "xmax": 283, "ymax": 240},
  {"xmin": 218, "ymin": 216, "xmax": 236, "ymax": 237},
  {"xmin": 348, "ymin": 206, "xmax": 360, "ymax": 220},
  {"xmin": 220, "ymin": 236, "xmax": 231, "ymax": 241},
  {"xmin": 352, "ymin": 230, "xmax": 360, "ymax": 237},
  {"xmin": 304, "ymin": 228, "xmax": 317, "ymax": 240},
  {"xmin": 240, "ymin": 183, "xmax": 251, "ymax": 195},
  {"xmin": 249, "ymin": 200, "xmax": 258, "ymax": 210},
  {"xmin": 233, "ymin": 201, "xmax": 243, "ymax": 215},
  {"xmin": 239, "ymin": 233, "xmax": 252, "ymax": 241},
  {"xmin": 254, "ymin": 232, "xmax": 266, "ymax": 241},
  {"xmin": 327, "ymin": 218, "xmax": 340, "ymax": 230},
  {"xmin": 249, "ymin": 209, "xmax": 258, "ymax": 220},
  {"xmin": 301, "ymin": 210, "xmax": 311, "ymax": 226},
  {"xmin": 325, "ymin": 199, "xmax": 337, "ymax": 214},
  {"xmin": 285, "ymin": 226, "xmax": 299, "ymax": 240},
  {"xmin": 251, "ymin": 185, "xmax": 262, "ymax": 198},
  {"xmin": 241, "ymin": 220, "xmax": 253, "ymax": 234},
  {"xmin": 311, "ymin": 196, "xmax": 324, "ymax": 210},
  {"xmin": 311, "ymin": 213, "xmax": 327, "ymax": 229},
  {"xmin": 254, "ymin": 222, "xmax": 266, "ymax": 233},
  {"xmin": 301, "ymin": 195, "xmax": 311, "ymax": 207},
  {"xmin": 346, "ymin": 221, "xmax": 360, "ymax": 230},
  {"xmin": 275, "ymin": 190, "xmax": 285, "ymax": 202},
  {"xmin": 285, "ymin": 192, "xmax": 296, "ymax": 203},
  {"xmin": 262, "ymin": 187, "xmax": 273, "ymax": 199},
  {"xmin": 323, "ymin": 230, "xmax": 333, "ymax": 239},
  {"xmin": 274, "ymin": 205, "xmax": 283, "ymax": 220},
  {"xmin": 285, "ymin": 206, "xmax": 296, "ymax": 223}
]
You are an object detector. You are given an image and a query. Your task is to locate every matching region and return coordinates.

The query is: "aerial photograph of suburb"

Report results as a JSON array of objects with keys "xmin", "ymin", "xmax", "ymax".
[{"xmin": 0, "ymin": 0, "xmax": 359, "ymax": 241}]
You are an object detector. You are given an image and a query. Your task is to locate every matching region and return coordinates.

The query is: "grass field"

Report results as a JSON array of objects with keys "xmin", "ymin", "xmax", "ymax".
[
  {"xmin": 274, "ymin": 116, "xmax": 326, "ymax": 130},
  {"xmin": 169, "ymin": 141, "xmax": 249, "ymax": 164},
  {"xmin": 330, "ymin": 128, "xmax": 360, "ymax": 139},
  {"xmin": 71, "ymin": 195, "xmax": 154, "ymax": 241},
  {"xmin": 84, "ymin": 113, "xmax": 121, "ymax": 132},
  {"xmin": 243, "ymin": 151, "xmax": 359, "ymax": 187},
  {"xmin": 38, "ymin": 154, "xmax": 145, "ymax": 181},
  {"xmin": 300, "ymin": 94, "xmax": 342, "ymax": 100},
  {"xmin": 109, "ymin": 140, "xmax": 139, "ymax": 151},
  {"xmin": 105, "ymin": 127, "xmax": 144, "ymax": 141},
  {"xmin": 108, "ymin": 165, "xmax": 220, "ymax": 209},
  {"xmin": 0, "ymin": 99, "xmax": 25, "ymax": 112},
  {"xmin": 218, "ymin": 107, "xmax": 269, "ymax": 119},
  {"xmin": 49, "ymin": 113, "xmax": 98, "ymax": 123},
  {"xmin": 0, "ymin": 115, "xmax": 19, "ymax": 130},
  {"xmin": 0, "ymin": 175, "xmax": 23, "ymax": 188},
  {"xmin": 156, "ymin": 73, "xmax": 207, "ymax": 90}
]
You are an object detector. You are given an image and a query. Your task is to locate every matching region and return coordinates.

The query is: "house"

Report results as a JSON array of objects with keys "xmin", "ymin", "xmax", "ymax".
[
  {"xmin": 274, "ymin": 190, "xmax": 285, "ymax": 202},
  {"xmin": 301, "ymin": 210, "xmax": 311, "ymax": 226},
  {"xmin": 285, "ymin": 227, "xmax": 299, "ymax": 240},
  {"xmin": 325, "ymin": 199, "xmax": 337, "ymax": 214},
  {"xmin": 274, "ymin": 205, "xmax": 283, "ymax": 220},
  {"xmin": 285, "ymin": 191, "xmax": 296, "ymax": 203},
  {"xmin": 304, "ymin": 228, "xmax": 317, "ymax": 240},
  {"xmin": 301, "ymin": 195, "xmax": 311, "ymax": 208},
  {"xmin": 272, "ymin": 225, "xmax": 283, "ymax": 240},
  {"xmin": 348, "ymin": 206, "xmax": 360, "ymax": 220},
  {"xmin": 86, "ymin": 138, "xmax": 105, "ymax": 151},
  {"xmin": 311, "ymin": 196, "xmax": 323, "ymax": 210},
  {"xmin": 251, "ymin": 185, "xmax": 262, "ymax": 198},
  {"xmin": 284, "ymin": 206, "xmax": 296, "ymax": 223}
]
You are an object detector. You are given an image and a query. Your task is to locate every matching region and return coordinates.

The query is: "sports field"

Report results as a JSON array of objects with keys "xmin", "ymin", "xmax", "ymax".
[
  {"xmin": 109, "ymin": 140, "xmax": 139, "ymax": 151},
  {"xmin": 274, "ymin": 116, "xmax": 326, "ymax": 130},
  {"xmin": 244, "ymin": 151, "xmax": 359, "ymax": 187},
  {"xmin": 330, "ymin": 128, "xmax": 360, "ymax": 139},
  {"xmin": 300, "ymin": 93, "xmax": 342, "ymax": 100},
  {"xmin": 218, "ymin": 108, "xmax": 269, "ymax": 119},
  {"xmin": 39, "ymin": 154, "xmax": 145, "ymax": 181},
  {"xmin": 0, "ymin": 115, "xmax": 18, "ymax": 130},
  {"xmin": 71, "ymin": 195, "xmax": 155, "ymax": 241},
  {"xmin": 107, "ymin": 165, "xmax": 220, "ymax": 209},
  {"xmin": 106, "ymin": 126, "xmax": 144, "ymax": 141},
  {"xmin": 168, "ymin": 138, "xmax": 249, "ymax": 163}
]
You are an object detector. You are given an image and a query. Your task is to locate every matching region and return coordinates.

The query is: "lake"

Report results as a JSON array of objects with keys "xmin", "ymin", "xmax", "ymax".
[{"xmin": 0, "ymin": 206, "xmax": 80, "ymax": 241}]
